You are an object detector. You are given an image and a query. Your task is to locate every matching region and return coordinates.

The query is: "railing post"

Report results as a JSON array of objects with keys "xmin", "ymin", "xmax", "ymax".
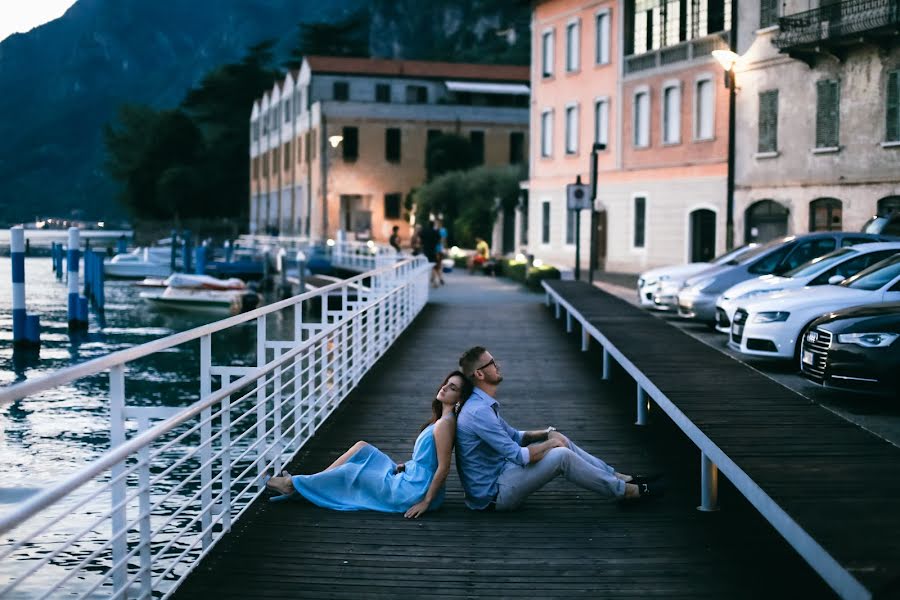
[
  {"xmin": 109, "ymin": 365, "xmax": 128, "ymax": 596},
  {"xmin": 635, "ymin": 385, "xmax": 648, "ymax": 426},
  {"xmin": 698, "ymin": 452, "xmax": 719, "ymax": 512},
  {"xmin": 566, "ymin": 310, "xmax": 573, "ymax": 333},
  {"xmin": 555, "ymin": 299, "xmax": 561, "ymax": 319},
  {"xmin": 220, "ymin": 375, "xmax": 233, "ymax": 533},
  {"xmin": 137, "ymin": 414, "xmax": 153, "ymax": 598},
  {"xmin": 200, "ymin": 334, "xmax": 213, "ymax": 549},
  {"xmin": 256, "ymin": 315, "xmax": 267, "ymax": 482},
  {"xmin": 581, "ymin": 325, "xmax": 590, "ymax": 351},
  {"xmin": 602, "ymin": 348, "xmax": 611, "ymax": 380}
]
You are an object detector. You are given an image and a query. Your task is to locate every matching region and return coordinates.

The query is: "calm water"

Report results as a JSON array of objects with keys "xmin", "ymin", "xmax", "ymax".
[{"xmin": 0, "ymin": 257, "xmax": 296, "ymax": 596}]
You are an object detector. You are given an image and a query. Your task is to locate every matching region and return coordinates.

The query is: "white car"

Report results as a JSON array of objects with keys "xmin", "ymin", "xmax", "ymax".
[
  {"xmin": 636, "ymin": 244, "xmax": 756, "ymax": 310},
  {"xmin": 728, "ymin": 254, "xmax": 900, "ymax": 361},
  {"xmin": 715, "ymin": 242, "xmax": 900, "ymax": 333}
]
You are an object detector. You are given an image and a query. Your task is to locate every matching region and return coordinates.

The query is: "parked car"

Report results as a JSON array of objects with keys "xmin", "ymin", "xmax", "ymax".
[
  {"xmin": 636, "ymin": 244, "xmax": 757, "ymax": 310},
  {"xmin": 677, "ymin": 232, "xmax": 891, "ymax": 325},
  {"xmin": 729, "ymin": 254, "xmax": 900, "ymax": 360},
  {"xmin": 861, "ymin": 212, "xmax": 900, "ymax": 236},
  {"xmin": 800, "ymin": 302, "xmax": 900, "ymax": 398},
  {"xmin": 714, "ymin": 242, "xmax": 900, "ymax": 333}
]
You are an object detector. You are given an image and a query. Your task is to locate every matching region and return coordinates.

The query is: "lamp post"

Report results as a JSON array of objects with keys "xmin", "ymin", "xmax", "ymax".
[
  {"xmin": 588, "ymin": 142, "xmax": 606, "ymax": 283},
  {"xmin": 713, "ymin": 49, "xmax": 739, "ymax": 252},
  {"xmin": 319, "ymin": 119, "xmax": 343, "ymax": 239}
]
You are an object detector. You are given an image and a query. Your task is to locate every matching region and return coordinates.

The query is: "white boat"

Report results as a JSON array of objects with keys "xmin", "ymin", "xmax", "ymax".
[
  {"xmin": 140, "ymin": 274, "xmax": 260, "ymax": 315},
  {"xmin": 104, "ymin": 248, "xmax": 174, "ymax": 279}
]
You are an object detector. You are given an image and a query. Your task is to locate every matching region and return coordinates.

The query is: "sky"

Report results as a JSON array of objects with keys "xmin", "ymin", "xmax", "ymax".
[{"xmin": 0, "ymin": 0, "xmax": 78, "ymax": 43}]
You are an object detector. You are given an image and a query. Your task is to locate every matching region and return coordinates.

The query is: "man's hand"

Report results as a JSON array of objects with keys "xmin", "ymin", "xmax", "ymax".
[
  {"xmin": 404, "ymin": 499, "xmax": 430, "ymax": 519},
  {"xmin": 548, "ymin": 430, "xmax": 570, "ymax": 447}
]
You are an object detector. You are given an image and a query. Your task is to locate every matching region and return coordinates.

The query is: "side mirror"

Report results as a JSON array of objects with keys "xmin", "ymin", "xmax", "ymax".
[{"xmin": 827, "ymin": 275, "xmax": 844, "ymax": 285}]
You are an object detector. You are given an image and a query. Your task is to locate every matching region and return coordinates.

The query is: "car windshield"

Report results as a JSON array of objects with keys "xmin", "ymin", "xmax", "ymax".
[
  {"xmin": 724, "ymin": 236, "xmax": 793, "ymax": 265},
  {"xmin": 861, "ymin": 216, "xmax": 887, "ymax": 234},
  {"xmin": 841, "ymin": 254, "xmax": 900, "ymax": 291},
  {"xmin": 711, "ymin": 243, "xmax": 757, "ymax": 265},
  {"xmin": 783, "ymin": 248, "xmax": 855, "ymax": 278}
]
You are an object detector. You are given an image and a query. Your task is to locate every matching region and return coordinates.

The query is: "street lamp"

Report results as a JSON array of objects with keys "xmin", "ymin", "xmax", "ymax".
[
  {"xmin": 328, "ymin": 134, "xmax": 344, "ymax": 148},
  {"xmin": 588, "ymin": 142, "xmax": 605, "ymax": 283},
  {"xmin": 713, "ymin": 49, "xmax": 739, "ymax": 251}
]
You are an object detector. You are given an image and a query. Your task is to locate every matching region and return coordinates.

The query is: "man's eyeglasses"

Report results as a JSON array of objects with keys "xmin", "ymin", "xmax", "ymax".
[{"xmin": 476, "ymin": 358, "xmax": 496, "ymax": 371}]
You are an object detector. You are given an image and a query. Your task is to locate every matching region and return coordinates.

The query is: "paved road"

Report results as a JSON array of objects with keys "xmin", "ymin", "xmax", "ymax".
[{"xmin": 592, "ymin": 276, "xmax": 900, "ymax": 448}]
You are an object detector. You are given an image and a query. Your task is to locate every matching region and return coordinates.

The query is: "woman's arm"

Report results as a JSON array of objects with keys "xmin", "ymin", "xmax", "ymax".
[{"xmin": 404, "ymin": 419, "xmax": 454, "ymax": 519}]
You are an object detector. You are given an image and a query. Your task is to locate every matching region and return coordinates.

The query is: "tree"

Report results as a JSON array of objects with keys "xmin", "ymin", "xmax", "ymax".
[
  {"xmin": 413, "ymin": 165, "xmax": 521, "ymax": 248},
  {"xmin": 284, "ymin": 10, "xmax": 370, "ymax": 69}
]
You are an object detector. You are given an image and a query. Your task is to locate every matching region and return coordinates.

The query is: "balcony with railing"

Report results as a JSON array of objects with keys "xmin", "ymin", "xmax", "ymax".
[{"xmin": 774, "ymin": 0, "xmax": 900, "ymax": 63}]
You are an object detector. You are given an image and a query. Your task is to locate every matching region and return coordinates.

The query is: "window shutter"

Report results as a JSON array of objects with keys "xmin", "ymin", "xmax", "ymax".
[
  {"xmin": 815, "ymin": 80, "xmax": 839, "ymax": 148},
  {"xmin": 760, "ymin": 0, "xmax": 778, "ymax": 28},
  {"xmin": 758, "ymin": 90, "xmax": 779, "ymax": 152},
  {"xmin": 887, "ymin": 70, "xmax": 900, "ymax": 142}
]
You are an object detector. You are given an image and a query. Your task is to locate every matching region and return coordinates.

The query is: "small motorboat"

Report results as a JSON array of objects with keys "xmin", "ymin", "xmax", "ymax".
[
  {"xmin": 140, "ymin": 274, "xmax": 261, "ymax": 315},
  {"xmin": 104, "ymin": 248, "xmax": 174, "ymax": 279}
]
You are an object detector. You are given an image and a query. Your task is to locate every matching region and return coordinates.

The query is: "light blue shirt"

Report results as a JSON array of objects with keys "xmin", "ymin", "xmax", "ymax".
[{"xmin": 455, "ymin": 388, "xmax": 530, "ymax": 509}]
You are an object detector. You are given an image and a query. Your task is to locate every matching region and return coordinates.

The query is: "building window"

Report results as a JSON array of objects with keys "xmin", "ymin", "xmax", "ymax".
[
  {"xmin": 376, "ymin": 83, "xmax": 391, "ymax": 103},
  {"xmin": 595, "ymin": 11, "xmax": 610, "ymax": 64},
  {"xmin": 470, "ymin": 130, "xmax": 485, "ymax": 165},
  {"xmin": 758, "ymin": 90, "xmax": 779, "ymax": 153},
  {"xmin": 663, "ymin": 84, "xmax": 681, "ymax": 144},
  {"xmin": 888, "ymin": 70, "xmax": 900, "ymax": 142},
  {"xmin": 386, "ymin": 128, "xmax": 401, "ymax": 162},
  {"xmin": 541, "ymin": 110, "xmax": 553, "ymax": 157},
  {"xmin": 252, "ymin": 120, "xmax": 259, "ymax": 141},
  {"xmin": 509, "ymin": 132, "xmax": 525, "ymax": 164},
  {"xmin": 284, "ymin": 100, "xmax": 291, "ymax": 123},
  {"xmin": 695, "ymin": 79, "xmax": 714, "ymax": 140},
  {"xmin": 565, "ymin": 105, "xmax": 579, "ymax": 154},
  {"xmin": 297, "ymin": 135, "xmax": 303, "ymax": 164},
  {"xmin": 634, "ymin": 91, "xmax": 650, "ymax": 147},
  {"xmin": 566, "ymin": 207, "xmax": 577, "ymax": 245},
  {"xmin": 333, "ymin": 81, "xmax": 349, "ymax": 101},
  {"xmin": 427, "ymin": 129, "xmax": 442, "ymax": 144},
  {"xmin": 271, "ymin": 148, "xmax": 279, "ymax": 175},
  {"xmin": 342, "ymin": 126, "xmax": 359, "ymax": 161},
  {"xmin": 262, "ymin": 153, "xmax": 268, "ymax": 175},
  {"xmin": 633, "ymin": 196, "xmax": 646, "ymax": 248},
  {"xmin": 760, "ymin": 0, "xmax": 779, "ymax": 28},
  {"xmin": 816, "ymin": 79, "xmax": 840, "ymax": 148},
  {"xmin": 283, "ymin": 141, "xmax": 291, "ymax": 170},
  {"xmin": 566, "ymin": 21, "xmax": 580, "ymax": 72},
  {"xmin": 594, "ymin": 99, "xmax": 609, "ymax": 146},
  {"xmin": 384, "ymin": 193, "xmax": 402, "ymax": 219},
  {"xmin": 310, "ymin": 129, "xmax": 317, "ymax": 161},
  {"xmin": 405, "ymin": 85, "xmax": 428, "ymax": 104},
  {"xmin": 809, "ymin": 198, "xmax": 842, "ymax": 232},
  {"xmin": 252, "ymin": 156, "xmax": 259, "ymax": 179},
  {"xmin": 542, "ymin": 201, "xmax": 551, "ymax": 244},
  {"xmin": 542, "ymin": 30, "xmax": 554, "ymax": 77}
]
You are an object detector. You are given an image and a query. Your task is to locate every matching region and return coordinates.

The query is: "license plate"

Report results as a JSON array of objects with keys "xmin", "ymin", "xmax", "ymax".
[
  {"xmin": 802, "ymin": 350, "xmax": 814, "ymax": 366},
  {"xmin": 731, "ymin": 323, "xmax": 743, "ymax": 338}
]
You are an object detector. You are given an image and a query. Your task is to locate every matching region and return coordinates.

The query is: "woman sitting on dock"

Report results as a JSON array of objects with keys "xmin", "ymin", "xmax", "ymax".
[{"xmin": 265, "ymin": 371, "xmax": 471, "ymax": 518}]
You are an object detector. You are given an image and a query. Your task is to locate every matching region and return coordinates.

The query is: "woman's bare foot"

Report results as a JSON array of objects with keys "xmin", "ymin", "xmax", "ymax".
[{"xmin": 266, "ymin": 475, "xmax": 295, "ymax": 495}]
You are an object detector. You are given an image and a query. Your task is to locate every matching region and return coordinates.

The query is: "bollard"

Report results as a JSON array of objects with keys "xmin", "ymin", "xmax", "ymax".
[
  {"xmin": 195, "ymin": 244, "xmax": 207, "ymax": 275},
  {"xmin": 10, "ymin": 227, "xmax": 27, "ymax": 346},
  {"xmin": 183, "ymin": 231, "xmax": 193, "ymax": 273},
  {"xmin": 24, "ymin": 314, "xmax": 41, "ymax": 347},
  {"xmin": 83, "ymin": 247, "xmax": 93, "ymax": 299},
  {"xmin": 67, "ymin": 228, "xmax": 81, "ymax": 330}
]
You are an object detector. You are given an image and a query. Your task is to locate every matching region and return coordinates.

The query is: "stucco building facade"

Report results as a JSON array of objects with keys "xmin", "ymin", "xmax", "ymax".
[{"xmin": 249, "ymin": 56, "xmax": 529, "ymax": 244}]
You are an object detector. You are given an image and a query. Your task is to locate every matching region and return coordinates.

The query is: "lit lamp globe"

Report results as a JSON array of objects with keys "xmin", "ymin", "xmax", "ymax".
[
  {"xmin": 328, "ymin": 135, "xmax": 344, "ymax": 148},
  {"xmin": 712, "ymin": 49, "xmax": 740, "ymax": 72}
]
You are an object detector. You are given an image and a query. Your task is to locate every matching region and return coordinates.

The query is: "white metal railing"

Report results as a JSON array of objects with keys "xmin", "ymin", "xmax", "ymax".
[
  {"xmin": 0, "ymin": 256, "xmax": 431, "ymax": 599},
  {"xmin": 328, "ymin": 239, "xmax": 399, "ymax": 272}
]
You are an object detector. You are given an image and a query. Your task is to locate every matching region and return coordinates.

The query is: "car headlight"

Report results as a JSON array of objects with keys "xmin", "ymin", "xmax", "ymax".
[
  {"xmin": 752, "ymin": 311, "xmax": 790, "ymax": 323},
  {"xmin": 836, "ymin": 332, "xmax": 899, "ymax": 348},
  {"xmin": 735, "ymin": 288, "xmax": 782, "ymax": 301}
]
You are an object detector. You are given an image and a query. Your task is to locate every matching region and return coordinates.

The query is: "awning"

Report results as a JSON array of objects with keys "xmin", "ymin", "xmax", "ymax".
[{"xmin": 445, "ymin": 80, "xmax": 530, "ymax": 95}]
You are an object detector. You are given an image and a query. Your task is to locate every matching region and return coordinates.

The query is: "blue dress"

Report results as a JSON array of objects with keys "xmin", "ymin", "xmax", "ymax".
[{"xmin": 290, "ymin": 419, "xmax": 446, "ymax": 512}]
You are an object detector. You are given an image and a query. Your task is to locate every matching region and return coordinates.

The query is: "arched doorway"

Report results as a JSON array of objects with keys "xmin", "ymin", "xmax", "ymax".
[
  {"xmin": 689, "ymin": 209, "xmax": 716, "ymax": 262},
  {"xmin": 744, "ymin": 200, "xmax": 789, "ymax": 243},
  {"xmin": 809, "ymin": 197, "xmax": 842, "ymax": 231},
  {"xmin": 878, "ymin": 196, "xmax": 900, "ymax": 216}
]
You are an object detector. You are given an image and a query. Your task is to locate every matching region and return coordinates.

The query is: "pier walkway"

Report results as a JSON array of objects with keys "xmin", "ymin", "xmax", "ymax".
[{"xmin": 174, "ymin": 271, "xmax": 834, "ymax": 599}]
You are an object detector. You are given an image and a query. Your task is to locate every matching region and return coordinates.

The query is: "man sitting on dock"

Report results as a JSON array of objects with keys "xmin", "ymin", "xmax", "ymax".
[{"xmin": 455, "ymin": 346, "xmax": 664, "ymax": 511}]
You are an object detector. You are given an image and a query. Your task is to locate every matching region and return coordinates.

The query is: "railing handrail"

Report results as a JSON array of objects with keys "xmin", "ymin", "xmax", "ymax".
[
  {"xmin": 0, "ymin": 260, "xmax": 396, "ymax": 407},
  {"xmin": 0, "ymin": 266, "xmax": 408, "ymax": 537}
]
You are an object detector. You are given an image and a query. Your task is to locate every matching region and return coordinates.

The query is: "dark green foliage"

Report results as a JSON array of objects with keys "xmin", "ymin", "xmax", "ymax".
[
  {"xmin": 425, "ymin": 134, "xmax": 477, "ymax": 181},
  {"xmin": 284, "ymin": 10, "xmax": 370, "ymax": 69},
  {"xmin": 413, "ymin": 165, "xmax": 521, "ymax": 248},
  {"xmin": 501, "ymin": 260, "xmax": 561, "ymax": 290}
]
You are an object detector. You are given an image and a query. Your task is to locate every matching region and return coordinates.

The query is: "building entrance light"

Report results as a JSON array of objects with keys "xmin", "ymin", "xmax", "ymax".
[
  {"xmin": 328, "ymin": 135, "xmax": 344, "ymax": 148},
  {"xmin": 712, "ymin": 49, "xmax": 740, "ymax": 72}
]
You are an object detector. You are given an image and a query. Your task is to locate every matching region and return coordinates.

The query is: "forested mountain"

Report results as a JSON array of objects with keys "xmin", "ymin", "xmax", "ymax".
[{"xmin": 0, "ymin": 0, "xmax": 529, "ymax": 224}]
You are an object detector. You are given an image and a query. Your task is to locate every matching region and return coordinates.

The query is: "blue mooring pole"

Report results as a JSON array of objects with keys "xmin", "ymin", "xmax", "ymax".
[
  {"xmin": 67, "ymin": 227, "xmax": 88, "ymax": 331},
  {"xmin": 11, "ymin": 227, "xmax": 27, "ymax": 346}
]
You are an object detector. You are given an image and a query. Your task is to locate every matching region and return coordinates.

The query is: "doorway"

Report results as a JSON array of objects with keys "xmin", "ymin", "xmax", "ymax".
[
  {"xmin": 689, "ymin": 209, "xmax": 716, "ymax": 262},
  {"xmin": 744, "ymin": 200, "xmax": 788, "ymax": 243}
]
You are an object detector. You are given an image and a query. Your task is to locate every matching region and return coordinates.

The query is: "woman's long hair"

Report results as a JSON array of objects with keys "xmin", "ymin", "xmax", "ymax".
[{"xmin": 420, "ymin": 370, "xmax": 472, "ymax": 431}]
